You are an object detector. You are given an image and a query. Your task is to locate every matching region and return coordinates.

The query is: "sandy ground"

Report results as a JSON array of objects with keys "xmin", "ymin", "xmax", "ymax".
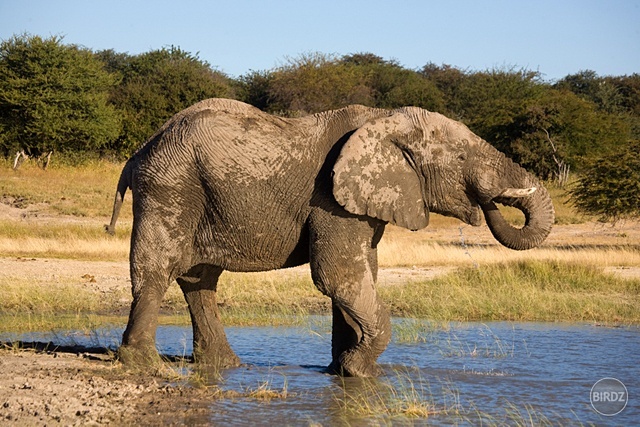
[
  {"xmin": 0, "ymin": 348, "xmax": 223, "ymax": 426},
  {"xmin": 1, "ymin": 200, "xmax": 639, "ymax": 424}
]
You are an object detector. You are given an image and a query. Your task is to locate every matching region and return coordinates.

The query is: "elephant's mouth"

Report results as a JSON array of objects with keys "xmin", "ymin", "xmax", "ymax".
[{"xmin": 467, "ymin": 203, "xmax": 483, "ymax": 227}]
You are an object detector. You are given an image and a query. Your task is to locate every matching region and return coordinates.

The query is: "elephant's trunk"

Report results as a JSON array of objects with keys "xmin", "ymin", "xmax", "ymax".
[{"xmin": 480, "ymin": 157, "xmax": 555, "ymax": 251}]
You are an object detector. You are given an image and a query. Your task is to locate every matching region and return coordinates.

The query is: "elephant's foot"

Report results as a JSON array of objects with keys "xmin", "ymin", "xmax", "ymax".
[
  {"xmin": 193, "ymin": 345, "xmax": 241, "ymax": 369},
  {"xmin": 328, "ymin": 350, "xmax": 383, "ymax": 377},
  {"xmin": 117, "ymin": 344, "xmax": 163, "ymax": 368}
]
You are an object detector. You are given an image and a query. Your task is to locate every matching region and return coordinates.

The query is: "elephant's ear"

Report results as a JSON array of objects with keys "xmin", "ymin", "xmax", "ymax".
[{"xmin": 332, "ymin": 113, "xmax": 429, "ymax": 231}]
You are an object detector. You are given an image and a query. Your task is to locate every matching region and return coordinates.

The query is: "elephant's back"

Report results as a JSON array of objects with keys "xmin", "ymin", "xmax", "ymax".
[{"xmin": 176, "ymin": 98, "xmax": 264, "ymax": 120}]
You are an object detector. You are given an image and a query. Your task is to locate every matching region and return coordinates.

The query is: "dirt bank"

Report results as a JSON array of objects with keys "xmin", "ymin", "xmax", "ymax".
[{"xmin": 0, "ymin": 346, "xmax": 223, "ymax": 426}]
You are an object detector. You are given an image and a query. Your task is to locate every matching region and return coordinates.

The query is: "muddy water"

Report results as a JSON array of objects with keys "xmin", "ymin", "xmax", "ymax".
[{"xmin": 6, "ymin": 319, "xmax": 639, "ymax": 426}]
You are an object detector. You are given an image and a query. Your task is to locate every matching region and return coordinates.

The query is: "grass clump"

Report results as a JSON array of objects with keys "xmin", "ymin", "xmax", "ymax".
[
  {"xmin": 335, "ymin": 368, "xmax": 458, "ymax": 422},
  {"xmin": 380, "ymin": 260, "xmax": 640, "ymax": 324},
  {"xmin": 245, "ymin": 376, "xmax": 290, "ymax": 400}
]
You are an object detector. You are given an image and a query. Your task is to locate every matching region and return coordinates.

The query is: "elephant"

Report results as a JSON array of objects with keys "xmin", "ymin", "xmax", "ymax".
[{"xmin": 106, "ymin": 98, "xmax": 554, "ymax": 377}]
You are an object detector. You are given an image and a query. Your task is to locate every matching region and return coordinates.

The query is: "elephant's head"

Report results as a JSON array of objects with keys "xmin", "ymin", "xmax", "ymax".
[{"xmin": 332, "ymin": 107, "xmax": 554, "ymax": 250}]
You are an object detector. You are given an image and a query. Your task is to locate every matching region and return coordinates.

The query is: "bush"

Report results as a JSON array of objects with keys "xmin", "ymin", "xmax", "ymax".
[{"xmin": 570, "ymin": 140, "xmax": 640, "ymax": 222}]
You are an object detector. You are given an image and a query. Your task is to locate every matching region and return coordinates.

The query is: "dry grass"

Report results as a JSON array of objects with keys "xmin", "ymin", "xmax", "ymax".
[
  {"xmin": 0, "ymin": 276, "xmax": 109, "ymax": 313},
  {"xmin": 0, "ymin": 160, "xmax": 132, "ymax": 219},
  {"xmin": 0, "ymin": 225, "xmax": 638, "ymax": 270},
  {"xmin": 0, "ymin": 234, "xmax": 130, "ymax": 261},
  {"xmin": 378, "ymin": 239, "xmax": 640, "ymax": 268}
]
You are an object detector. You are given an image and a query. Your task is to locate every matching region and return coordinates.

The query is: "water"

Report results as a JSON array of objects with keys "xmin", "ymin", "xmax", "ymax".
[{"xmin": 4, "ymin": 319, "xmax": 639, "ymax": 426}]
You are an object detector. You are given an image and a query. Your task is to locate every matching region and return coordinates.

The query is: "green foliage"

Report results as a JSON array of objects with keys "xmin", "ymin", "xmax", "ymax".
[
  {"xmin": 266, "ymin": 52, "xmax": 372, "ymax": 114},
  {"xmin": 262, "ymin": 52, "xmax": 445, "ymax": 115},
  {"xmin": 0, "ymin": 34, "xmax": 121, "ymax": 156},
  {"xmin": 570, "ymin": 140, "xmax": 640, "ymax": 222},
  {"xmin": 612, "ymin": 74, "xmax": 640, "ymax": 118},
  {"xmin": 556, "ymin": 70, "xmax": 625, "ymax": 114},
  {"xmin": 342, "ymin": 54, "xmax": 445, "ymax": 111},
  {"xmin": 419, "ymin": 65, "xmax": 634, "ymax": 179},
  {"xmin": 236, "ymin": 70, "xmax": 274, "ymax": 111},
  {"xmin": 557, "ymin": 71, "xmax": 640, "ymax": 140},
  {"xmin": 104, "ymin": 46, "xmax": 235, "ymax": 155},
  {"xmin": 505, "ymin": 90, "xmax": 631, "ymax": 179}
]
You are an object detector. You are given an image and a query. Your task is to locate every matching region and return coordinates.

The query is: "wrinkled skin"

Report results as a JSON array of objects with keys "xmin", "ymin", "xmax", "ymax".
[{"xmin": 107, "ymin": 99, "xmax": 554, "ymax": 377}]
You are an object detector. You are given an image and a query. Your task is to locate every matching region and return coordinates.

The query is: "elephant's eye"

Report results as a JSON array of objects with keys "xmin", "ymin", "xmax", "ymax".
[{"xmin": 458, "ymin": 153, "xmax": 468, "ymax": 162}]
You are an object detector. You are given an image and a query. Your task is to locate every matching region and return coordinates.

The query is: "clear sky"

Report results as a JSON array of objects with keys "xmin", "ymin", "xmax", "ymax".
[{"xmin": 1, "ymin": 0, "xmax": 638, "ymax": 81}]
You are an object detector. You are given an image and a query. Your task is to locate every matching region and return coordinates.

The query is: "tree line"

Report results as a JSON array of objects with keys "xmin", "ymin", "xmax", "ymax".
[{"xmin": 1, "ymin": 34, "xmax": 638, "ymax": 220}]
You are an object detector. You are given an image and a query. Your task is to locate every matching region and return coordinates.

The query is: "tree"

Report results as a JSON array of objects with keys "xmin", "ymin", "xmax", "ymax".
[
  {"xmin": 0, "ymin": 34, "xmax": 121, "ymax": 159},
  {"xmin": 556, "ymin": 70, "xmax": 627, "ymax": 114},
  {"xmin": 236, "ymin": 70, "xmax": 274, "ymax": 111},
  {"xmin": 611, "ymin": 74, "xmax": 640, "ymax": 118},
  {"xmin": 450, "ymin": 68, "xmax": 545, "ymax": 139},
  {"xmin": 104, "ymin": 46, "xmax": 234, "ymax": 155},
  {"xmin": 420, "ymin": 63, "xmax": 467, "ymax": 119},
  {"xmin": 343, "ymin": 54, "xmax": 444, "ymax": 111},
  {"xmin": 503, "ymin": 89, "xmax": 631, "ymax": 182},
  {"xmin": 570, "ymin": 140, "xmax": 640, "ymax": 222},
  {"xmin": 425, "ymin": 67, "xmax": 557, "ymax": 176},
  {"xmin": 266, "ymin": 52, "xmax": 372, "ymax": 114}
]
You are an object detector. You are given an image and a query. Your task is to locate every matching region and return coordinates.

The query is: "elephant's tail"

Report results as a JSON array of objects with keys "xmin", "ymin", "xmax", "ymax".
[{"xmin": 105, "ymin": 159, "xmax": 134, "ymax": 236}]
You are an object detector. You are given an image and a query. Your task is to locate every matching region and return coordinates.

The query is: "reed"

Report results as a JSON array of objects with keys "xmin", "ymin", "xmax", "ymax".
[{"xmin": 245, "ymin": 376, "xmax": 290, "ymax": 400}]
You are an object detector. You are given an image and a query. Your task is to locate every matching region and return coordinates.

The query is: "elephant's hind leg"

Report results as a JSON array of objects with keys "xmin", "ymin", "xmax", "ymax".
[
  {"xmin": 119, "ymin": 265, "xmax": 170, "ymax": 367},
  {"xmin": 177, "ymin": 264, "xmax": 240, "ymax": 368},
  {"xmin": 119, "ymin": 213, "xmax": 197, "ymax": 367}
]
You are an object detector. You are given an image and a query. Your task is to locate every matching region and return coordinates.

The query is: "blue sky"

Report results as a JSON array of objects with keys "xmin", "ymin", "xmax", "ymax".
[{"xmin": 1, "ymin": 0, "xmax": 638, "ymax": 81}]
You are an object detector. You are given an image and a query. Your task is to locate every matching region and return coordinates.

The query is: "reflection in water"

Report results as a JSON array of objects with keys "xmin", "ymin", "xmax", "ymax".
[{"xmin": 4, "ymin": 319, "xmax": 639, "ymax": 426}]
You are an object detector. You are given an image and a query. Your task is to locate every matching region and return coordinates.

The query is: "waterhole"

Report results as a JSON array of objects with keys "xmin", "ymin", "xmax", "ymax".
[{"xmin": 4, "ymin": 318, "xmax": 639, "ymax": 426}]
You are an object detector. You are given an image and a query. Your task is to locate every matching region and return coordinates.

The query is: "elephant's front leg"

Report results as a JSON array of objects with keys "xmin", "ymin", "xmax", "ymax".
[
  {"xmin": 328, "ymin": 283, "xmax": 391, "ymax": 377},
  {"xmin": 177, "ymin": 264, "xmax": 240, "ymax": 368},
  {"xmin": 309, "ymin": 210, "xmax": 391, "ymax": 377}
]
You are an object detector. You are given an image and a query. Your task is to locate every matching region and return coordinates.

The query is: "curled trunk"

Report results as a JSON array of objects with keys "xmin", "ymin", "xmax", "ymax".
[{"xmin": 481, "ymin": 158, "xmax": 555, "ymax": 251}]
